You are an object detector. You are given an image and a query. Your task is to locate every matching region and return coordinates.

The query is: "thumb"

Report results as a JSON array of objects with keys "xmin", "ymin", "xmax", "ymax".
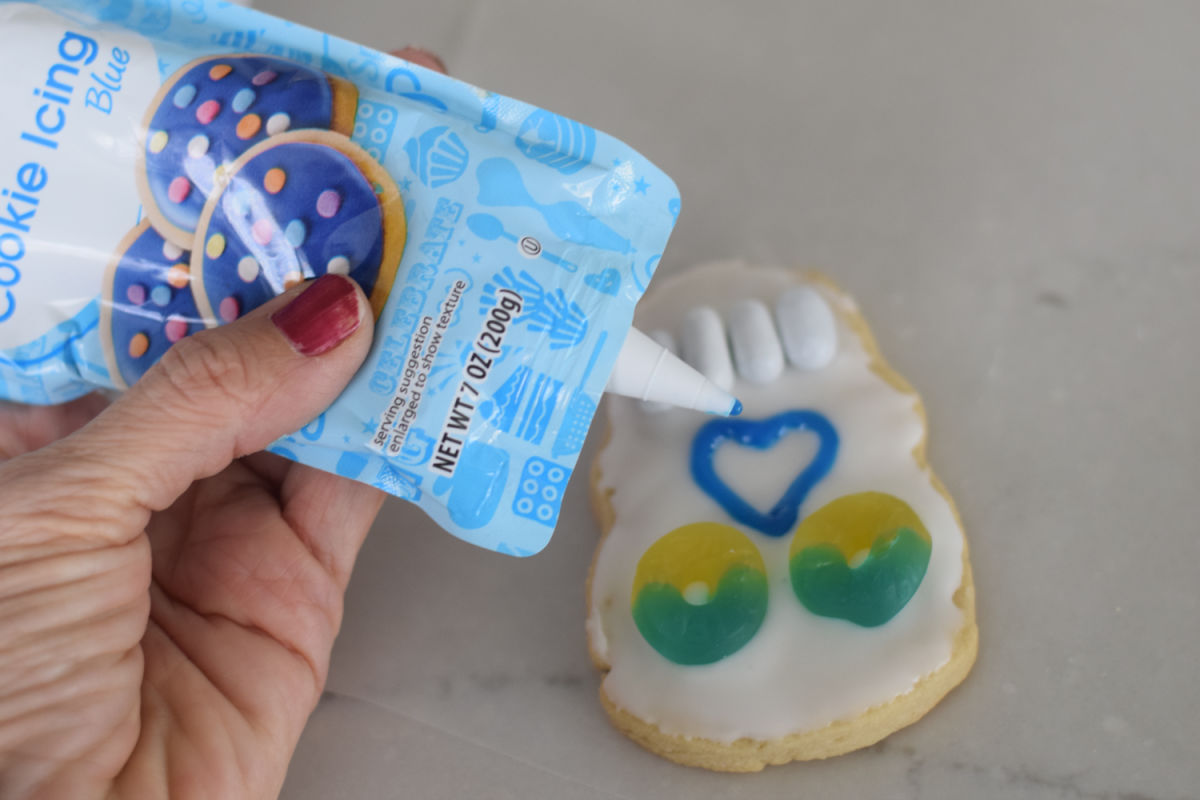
[{"xmin": 47, "ymin": 274, "xmax": 373, "ymax": 525}]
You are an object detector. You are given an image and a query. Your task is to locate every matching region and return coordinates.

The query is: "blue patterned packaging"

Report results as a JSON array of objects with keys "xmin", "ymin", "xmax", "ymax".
[{"xmin": 0, "ymin": 0, "xmax": 679, "ymax": 554}]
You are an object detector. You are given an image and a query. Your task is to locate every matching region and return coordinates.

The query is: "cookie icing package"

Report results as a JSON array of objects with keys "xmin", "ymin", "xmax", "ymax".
[{"xmin": 0, "ymin": 0, "xmax": 680, "ymax": 554}]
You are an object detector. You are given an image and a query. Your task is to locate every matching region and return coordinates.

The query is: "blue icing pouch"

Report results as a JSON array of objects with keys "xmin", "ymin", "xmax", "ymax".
[{"xmin": 0, "ymin": 0, "xmax": 680, "ymax": 555}]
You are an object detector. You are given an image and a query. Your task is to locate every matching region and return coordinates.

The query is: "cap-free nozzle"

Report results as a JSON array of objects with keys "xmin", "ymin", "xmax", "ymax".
[{"xmin": 606, "ymin": 327, "xmax": 742, "ymax": 416}]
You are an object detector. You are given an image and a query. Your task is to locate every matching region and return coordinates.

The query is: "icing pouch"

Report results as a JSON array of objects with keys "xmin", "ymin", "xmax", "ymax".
[{"xmin": 0, "ymin": 0, "xmax": 679, "ymax": 555}]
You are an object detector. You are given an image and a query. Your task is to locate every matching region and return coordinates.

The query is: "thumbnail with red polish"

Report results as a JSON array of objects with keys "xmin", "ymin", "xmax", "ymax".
[{"xmin": 270, "ymin": 274, "xmax": 361, "ymax": 356}]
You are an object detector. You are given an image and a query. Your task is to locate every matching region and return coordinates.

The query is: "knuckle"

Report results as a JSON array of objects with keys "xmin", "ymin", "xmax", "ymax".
[
  {"xmin": 154, "ymin": 331, "xmax": 255, "ymax": 411},
  {"xmin": 0, "ymin": 455, "xmax": 136, "ymax": 547}
]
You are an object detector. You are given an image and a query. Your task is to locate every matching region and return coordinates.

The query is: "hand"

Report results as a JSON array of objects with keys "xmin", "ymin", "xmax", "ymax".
[{"xmin": 0, "ymin": 275, "xmax": 383, "ymax": 799}]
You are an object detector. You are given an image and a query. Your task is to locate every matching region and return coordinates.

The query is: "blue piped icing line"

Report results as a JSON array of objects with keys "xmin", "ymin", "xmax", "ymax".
[{"xmin": 691, "ymin": 409, "xmax": 839, "ymax": 537}]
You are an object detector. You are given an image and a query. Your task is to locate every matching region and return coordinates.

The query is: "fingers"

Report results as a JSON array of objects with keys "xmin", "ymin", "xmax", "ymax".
[
  {"xmin": 231, "ymin": 452, "xmax": 384, "ymax": 589},
  {"xmin": 16, "ymin": 275, "xmax": 373, "ymax": 537},
  {"xmin": 391, "ymin": 46, "xmax": 448, "ymax": 74},
  {"xmin": 279, "ymin": 464, "xmax": 385, "ymax": 591},
  {"xmin": 0, "ymin": 393, "xmax": 110, "ymax": 462}
]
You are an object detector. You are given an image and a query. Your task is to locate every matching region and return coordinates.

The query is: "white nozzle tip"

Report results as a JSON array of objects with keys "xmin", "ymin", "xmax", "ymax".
[{"xmin": 607, "ymin": 327, "xmax": 744, "ymax": 416}]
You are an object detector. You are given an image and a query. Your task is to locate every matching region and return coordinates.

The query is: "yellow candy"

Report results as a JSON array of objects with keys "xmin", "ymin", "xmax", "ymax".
[
  {"xmin": 789, "ymin": 491, "xmax": 931, "ymax": 564},
  {"xmin": 632, "ymin": 521, "xmax": 764, "ymax": 601},
  {"xmin": 631, "ymin": 522, "xmax": 769, "ymax": 665},
  {"xmin": 148, "ymin": 130, "xmax": 168, "ymax": 154},
  {"xmin": 205, "ymin": 233, "xmax": 226, "ymax": 259}
]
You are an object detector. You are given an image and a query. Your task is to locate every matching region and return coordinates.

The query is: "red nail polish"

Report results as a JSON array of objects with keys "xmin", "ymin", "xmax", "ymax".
[{"xmin": 270, "ymin": 274, "xmax": 362, "ymax": 356}]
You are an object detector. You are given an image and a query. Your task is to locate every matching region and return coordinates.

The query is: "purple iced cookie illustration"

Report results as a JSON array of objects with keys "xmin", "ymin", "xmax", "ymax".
[
  {"xmin": 191, "ymin": 130, "xmax": 407, "ymax": 323},
  {"xmin": 138, "ymin": 54, "xmax": 359, "ymax": 248}
]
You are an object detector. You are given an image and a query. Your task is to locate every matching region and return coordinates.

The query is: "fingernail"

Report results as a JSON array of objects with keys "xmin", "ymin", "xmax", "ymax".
[{"xmin": 270, "ymin": 275, "xmax": 362, "ymax": 356}]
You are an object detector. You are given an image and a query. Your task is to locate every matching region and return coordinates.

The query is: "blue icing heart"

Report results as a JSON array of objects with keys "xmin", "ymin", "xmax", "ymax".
[
  {"xmin": 691, "ymin": 410, "xmax": 839, "ymax": 537},
  {"xmin": 584, "ymin": 268, "xmax": 620, "ymax": 295}
]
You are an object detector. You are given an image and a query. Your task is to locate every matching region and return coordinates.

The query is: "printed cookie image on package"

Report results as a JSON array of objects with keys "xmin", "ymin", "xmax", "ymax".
[
  {"xmin": 191, "ymin": 130, "xmax": 406, "ymax": 324},
  {"xmin": 138, "ymin": 53, "xmax": 359, "ymax": 248},
  {"xmin": 99, "ymin": 220, "xmax": 206, "ymax": 389},
  {"xmin": 587, "ymin": 262, "xmax": 977, "ymax": 771}
]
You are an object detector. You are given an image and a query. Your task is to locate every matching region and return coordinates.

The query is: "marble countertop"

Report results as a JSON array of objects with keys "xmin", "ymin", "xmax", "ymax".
[{"xmin": 254, "ymin": 1, "xmax": 1200, "ymax": 797}]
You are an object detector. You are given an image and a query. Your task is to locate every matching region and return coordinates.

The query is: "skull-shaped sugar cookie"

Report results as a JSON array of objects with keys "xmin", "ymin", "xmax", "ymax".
[{"xmin": 587, "ymin": 262, "xmax": 977, "ymax": 771}]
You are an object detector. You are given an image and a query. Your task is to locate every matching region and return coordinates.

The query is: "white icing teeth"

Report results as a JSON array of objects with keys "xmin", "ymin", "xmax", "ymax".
[
  {"xmin": 641, "ymin": 329, "xmax": 678, "ymax": 413},
  {"xmin": 776, "ymin": 286, "xmax": 837, "ymax": 370},
  {"xmin": 636, "ymin": 280, "xmax": 839, "ymax": 416},
  {"xmin": 728, "ymin": 299, "xmax": 784, "ymax": 384},
  {"xmin": 680, "ymin": 306, "xmax": 735, "ymax": 391}
]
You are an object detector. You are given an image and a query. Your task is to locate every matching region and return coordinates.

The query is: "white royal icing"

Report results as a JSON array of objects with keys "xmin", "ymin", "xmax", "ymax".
[
  {"xmin": 588, "ymin": 261, "xmax": 966, "ymax": 742},
  {"xmin": 727, "ymin": 298, "xmax": 785, "ymax": 384},
  {"xmin": 776, "ymin": 284, "xmax": 837, "ymax": 370},
  {"xmin": 680, "ymin": 306, "xmax": 735, "ymax": 392}
]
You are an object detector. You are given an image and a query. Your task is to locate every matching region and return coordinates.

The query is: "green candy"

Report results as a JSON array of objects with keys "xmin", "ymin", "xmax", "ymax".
[
  {"xmin": 632, "ymin": 564, "xmax": 769, "ymax": 665},
  {"xmin": 790, "ymin": 527, "xmax": 931, "ymax": 627}
]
